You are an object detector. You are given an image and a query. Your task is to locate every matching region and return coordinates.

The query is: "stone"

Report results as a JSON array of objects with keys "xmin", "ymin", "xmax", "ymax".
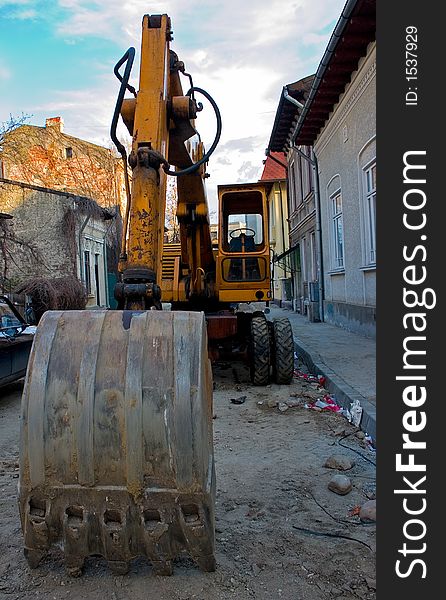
[
  {"xmin": 365, "ymin": 576, "xmax": 376, "ymax": 590},
  {"xmin": 278, "ymin": 402, "xmax": 289, "ymax": 412},
  {"xmin": 362, "ymin": 482, "xmax": 376, "ymax": 500},
  {"xmin": 301, "ymin": 389, "xmax": 322, "ymax": 401},
  {"xmin": 286, "ymin": 398, "xmax": 303, "ymax": 407},
  {"xmin": 324, "ymin": 454, "xmax": 355, "ymax": 471},
  {"xmin": 355, "ymin": 430, "xmax": 366, "ymax": 440},
  {"xmin": 333, "ymin": 426, "xmax": 348, "ymax": 437},
  {"xmin": 267, "ymin": 398, "xmax": 278, "ymax": 408},
  {"xmin": 328, "ymin": 474, "xmax": 353, "ymax": 495},
  {"xmin": 359, "ymin": 499, "xmax": 376, "ymax": 523}
]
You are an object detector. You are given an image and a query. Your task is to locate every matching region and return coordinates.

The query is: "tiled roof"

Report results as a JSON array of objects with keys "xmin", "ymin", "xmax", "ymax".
[
  {"xmin": 260, "ymin": 152, "xmax": 287, "ymax": 181},
  {"xmin": 267, "ymin": 76, "xmax": 314, "ymax": 153},
  {"xmin": 296, "ymin": 0, "xmax": 376, "ymax": 146}
]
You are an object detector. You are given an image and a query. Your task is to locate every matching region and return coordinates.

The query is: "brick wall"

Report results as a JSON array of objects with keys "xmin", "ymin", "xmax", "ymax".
[{"xmin": 0, "ymin": 123, "xmax": 126, "ymax": 214}]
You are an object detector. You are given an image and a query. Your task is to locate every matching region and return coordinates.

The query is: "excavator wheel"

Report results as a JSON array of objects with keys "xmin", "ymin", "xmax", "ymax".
[
  {"xmin": 249, "ymin": 315, "xmax": 270, "ymax": 386},
  {"xmin": 19, "ymin": 309, "xmax": 216, "ymax": 576},
  {"xmin": 271, "ymin": 317, "xmax": 294, "ymax": 384}
]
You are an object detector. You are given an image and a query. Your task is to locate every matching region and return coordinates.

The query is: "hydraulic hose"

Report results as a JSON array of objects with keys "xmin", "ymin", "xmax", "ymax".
[
  {"xmin": 164, "ymin": 86, "xmax": 222, "ymax": 177},
  {"xmin": 110, "ymin": 47, "xmax": 135, "ymax": 260},
  {"xmin": 110, "ymin": 47, "xmax": 135, "ymax": 158}
]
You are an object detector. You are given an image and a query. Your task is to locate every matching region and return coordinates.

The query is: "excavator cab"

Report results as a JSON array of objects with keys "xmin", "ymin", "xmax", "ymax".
[{"xmin": 216, "ymin": 183, "xmax": 272, "ymax": 304}]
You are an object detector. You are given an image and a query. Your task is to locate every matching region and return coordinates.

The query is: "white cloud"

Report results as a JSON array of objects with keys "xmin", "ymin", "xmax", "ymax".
[
  {"xmin": 31, "ymin": 78, "xmax": 125, "ymax": 149},
  {"xmin": 2, "ymin": 0, "xmax": 346, "ymax": 212}
]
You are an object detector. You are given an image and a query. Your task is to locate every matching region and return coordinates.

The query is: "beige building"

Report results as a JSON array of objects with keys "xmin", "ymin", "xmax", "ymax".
[{"xmin": 259, "ymin": 153, "xmax": 290, "ymax": 305}]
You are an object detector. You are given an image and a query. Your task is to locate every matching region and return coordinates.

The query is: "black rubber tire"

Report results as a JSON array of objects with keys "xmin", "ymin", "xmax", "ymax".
[
  {"xmin": 272, "ymin": 318, "xmax": 294, "ymax": 384},
  {"xmin": 250, "ymin": 316, "xmax": 270, "ymax": 386}
]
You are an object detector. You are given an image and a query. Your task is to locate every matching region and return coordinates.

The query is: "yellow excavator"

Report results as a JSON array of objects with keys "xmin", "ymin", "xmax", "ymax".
[{"xmin": 19, "ymin": 14, "xmax": 294, "ymax": 576}]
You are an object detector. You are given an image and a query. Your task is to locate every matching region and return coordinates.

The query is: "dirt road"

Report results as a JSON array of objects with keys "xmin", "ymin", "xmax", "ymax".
[{"xmin": 0, "ymin": 363, "xmax": 376, "ymax": 600}]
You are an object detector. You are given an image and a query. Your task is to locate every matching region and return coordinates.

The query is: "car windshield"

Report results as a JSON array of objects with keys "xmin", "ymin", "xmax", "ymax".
[{"xmin": 0, "ymin": 302, "xmax": 24, "ymax": 338}]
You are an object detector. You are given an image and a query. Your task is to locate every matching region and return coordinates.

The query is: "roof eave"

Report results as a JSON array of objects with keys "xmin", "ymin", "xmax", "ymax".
[{"xmin": 293, "ymin": 0, "xmax": 376, "ymax": 146}]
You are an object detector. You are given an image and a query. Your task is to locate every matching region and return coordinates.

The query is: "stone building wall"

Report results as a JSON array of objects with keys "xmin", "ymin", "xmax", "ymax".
[
  {"xmin": 0, "ymin": 179, "xmax": 75, "ymax": 287},
  {"xmin": 0, "ymin": 179, "xmax": 112, "ymax": 307}
]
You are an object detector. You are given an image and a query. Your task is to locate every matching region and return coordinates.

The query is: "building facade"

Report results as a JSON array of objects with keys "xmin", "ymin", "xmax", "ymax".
[
  {"xmin": 267, "ymin": 75, "xmax": 319, "ymax": 318},
  {"xmin": 0, "ymin": 179, "xmax": 115, "ymax": 307},
  {"xmin": 266, "ymin": 0, "xmax": 376, "ymax": 336},
  {"xmin": 314, "ymin": 43, "xmax": 376, "ymax": 336}
]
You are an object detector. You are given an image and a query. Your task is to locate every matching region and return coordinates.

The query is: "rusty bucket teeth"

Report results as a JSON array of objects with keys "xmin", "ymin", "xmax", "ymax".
[{"xmin": 19, "ymin": 310, "xmax": 216, "ymax": 575}]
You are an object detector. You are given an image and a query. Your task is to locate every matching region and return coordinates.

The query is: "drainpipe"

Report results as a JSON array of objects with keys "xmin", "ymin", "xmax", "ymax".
[
  {"xmin": 283, "ymin": 88, "xmax": 305, "ymax": 111},
  {"xmin": 311, "ymin": 150, "xmax": 324, "ymax": 323}
]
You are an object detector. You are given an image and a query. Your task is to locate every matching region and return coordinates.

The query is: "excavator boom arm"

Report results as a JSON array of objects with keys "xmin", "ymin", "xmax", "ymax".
[{"xmin": 115, "ymin": 14, "xmax": 217, "ymax": 308}]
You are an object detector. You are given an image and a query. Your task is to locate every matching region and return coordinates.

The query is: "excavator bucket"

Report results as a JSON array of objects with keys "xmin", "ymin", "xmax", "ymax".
[{"xmin": 18, "ymin": 309, "xmax": 216, "ymax": 576}]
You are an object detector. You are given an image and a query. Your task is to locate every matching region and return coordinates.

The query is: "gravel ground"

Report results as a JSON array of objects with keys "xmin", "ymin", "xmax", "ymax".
[{"xmin": 0, "ymin": 361, "xmax": 376, "ymax": 600}]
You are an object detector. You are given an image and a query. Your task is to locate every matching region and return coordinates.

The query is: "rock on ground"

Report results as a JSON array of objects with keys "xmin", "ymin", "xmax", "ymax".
[
  {"xmin": 324, "ymin": 454, "xmax": 355, "ymax": 471},
  {"xmin": 360, "ymin": 499, "xmax": 376, "ymax": 523},
  {"xmin": 328, "ymin": 474, "xmax": 353, "ymax": 495}
]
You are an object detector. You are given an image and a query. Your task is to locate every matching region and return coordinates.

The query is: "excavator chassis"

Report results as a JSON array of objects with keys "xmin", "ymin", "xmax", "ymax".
[
  {"xmin": 206, "ymin": 310, "xmax": 295, "ymax": 386},
  {"xmin": 19, "ymin": 310, "xmax": 215, "ymax": 576}
]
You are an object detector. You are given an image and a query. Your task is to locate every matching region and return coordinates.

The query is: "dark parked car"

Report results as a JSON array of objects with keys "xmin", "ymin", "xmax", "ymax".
[{"xmin": 0, "ymin": 296, "xmax": 34, "ymax": 388}]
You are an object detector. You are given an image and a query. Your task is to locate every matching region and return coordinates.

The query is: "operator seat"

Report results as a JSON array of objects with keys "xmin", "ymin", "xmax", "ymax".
[
  {"xmin": 228, "ymin": 232, "xmax": 259, "ymax": 280},
  {"xmin": 228, "ymin": 232, "xmax": 255, "ymax": 253}
]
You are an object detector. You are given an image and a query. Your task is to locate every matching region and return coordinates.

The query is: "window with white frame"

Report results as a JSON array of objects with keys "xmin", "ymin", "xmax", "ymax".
[
  {"xmin": 330, "ymin": 190, "xmax": 344, "ymax": 269},
  {"xmin": 363, "ymin": 162, "xmax": 376, "ymax": 264}
]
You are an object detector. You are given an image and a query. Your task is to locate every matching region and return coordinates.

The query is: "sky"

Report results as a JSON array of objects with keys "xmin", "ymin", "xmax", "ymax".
[{"xmin": 0, "ymin": 0, "xmax": 346, "ymax": 215}]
